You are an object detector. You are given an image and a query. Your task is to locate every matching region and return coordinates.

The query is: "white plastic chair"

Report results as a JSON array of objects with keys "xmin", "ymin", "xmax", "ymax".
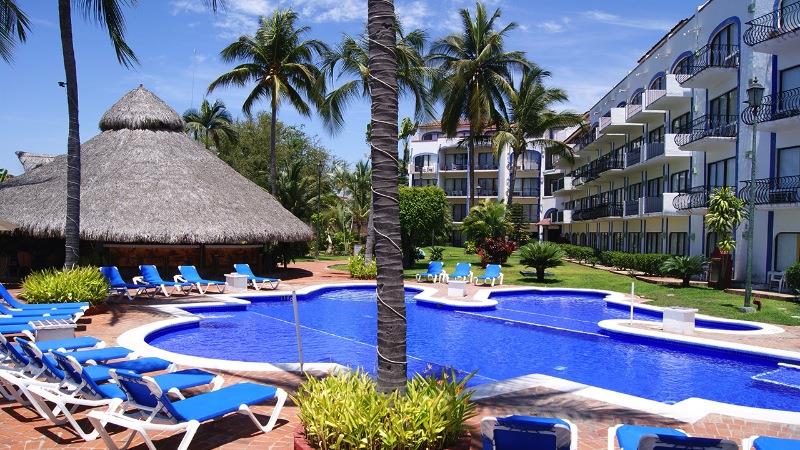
[{"xmin": 768, "ymin": 271, "xmax": 786, "ymax": 292}]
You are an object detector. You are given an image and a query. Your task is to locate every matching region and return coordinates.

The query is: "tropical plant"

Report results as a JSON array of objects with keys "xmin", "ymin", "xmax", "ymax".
[
  {"xmin": 398, "ymin": 117, "xmax": 418, "ymax": 185},
  {"xmin": 208, "ymin": 9, "xmax": 326, "ymax": 194},
  {"xmin": 368, "ymin": 0, "xmax": 406, "ymax": 393},
  {"xmin": 0, "ymin": 168, "xmax": 7, "ymax": 182},
  {"xmin": 428, "ymin": 1, "xmax": 528, "ymax": 209},
  {"xmin": 661, "ymin": 255, "xmax": 706, "ymax": 287},
  {"xmin": 705, "ymin": 187, "xmax": 745, "ymax": 253},
  {"xmin": 477, "ymin": 237, "xmax": 516, "ymax": 266},
  {"xmin": 399, "ymin": 186, "xmax": 451, "ymax": 267},
  {"xmin": 276, "ymin": 159, "xmax": 316, "ymax": 222},
  {"xmin": 0, "ymin": 0, "xmax": 29, "ymax": 63},
  {"xmin": 785, "ymin": 262, "xmax": 800, "ymax": 294},
  {"xmin": 182, "ymin": 99, "xmax": 237, "ymax": 150},
  {"xmin": 464, "ymin": 240, "xmax": 477, "ymax": 254},
  {"xmin": 21, "ymin": 266, "xmax": 109, "ymax": 306},
  {"xmin": 462, "ymin": 200, "xmax": 511, "ymax": 245},
  {"xmin": 559, "ymin": 244, "xmax": 595, "ymax": 263},
  {"xmin": 507, "ymin": 203, "xmax": 529, "ymax": 245},
  {"xmin": 428, "ymin": 246, "xmax": 445, "ymax": 261},
  {"xmin": 519, "ymin": 241, "xmax": 565, "ymax": 281},
  {"xmin": 294, "ymin": 370, "xmax": 475, "ymax": 450},
  {"xmin": 492, "ymin": 66, "xmax": 584, "ymax": 205},
  {"xmin": 347, "ymin": 254, "xmax": 377, "ymax": 280}
]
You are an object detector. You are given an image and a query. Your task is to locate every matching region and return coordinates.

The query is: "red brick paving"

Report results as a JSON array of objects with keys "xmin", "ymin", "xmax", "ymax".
[{"xmin": 2, "ymin": 260, "xmax": 800, "ymax": 449}]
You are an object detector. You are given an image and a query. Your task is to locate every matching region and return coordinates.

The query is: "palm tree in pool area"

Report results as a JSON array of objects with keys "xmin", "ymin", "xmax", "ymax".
[
  {"xmin": 183, "ymin": 99, "xmax": 237, "ymax": 150},
  {"xmin": 492, "ymin": 66, "xmax": 584, "ymax": 205},
  {"xmin": 428, "ymin": 1, "xmax": 528, "ymax": 211},
  {"xmin": 0, "ymin": 0, "xmax": 30, "ymax": 63},
  {"xmin": 208, "ymin": 9, "xmax": 327, "ymax": 194},
  {"xmin": 398, "ymin": 117, "xmax": 417, "ymax": 185},
  {"xmin": 368, "ymin": 0, "xmax": 406, "ymax": 394}
]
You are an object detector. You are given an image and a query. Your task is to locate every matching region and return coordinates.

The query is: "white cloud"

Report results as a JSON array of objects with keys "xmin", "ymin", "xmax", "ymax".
[
  {"xmin": 397, "ymin": 1, "xmax": 430, "ymax": 30},
  {"xmin": 583, "ymin": 10, "xmax": 673, "ymax": 31},
  {"xmin": 537, "ymin": 17, "xmax": 570, "ymax": 33}
]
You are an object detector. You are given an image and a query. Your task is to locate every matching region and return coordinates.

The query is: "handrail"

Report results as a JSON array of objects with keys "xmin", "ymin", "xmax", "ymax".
[
  {"xmin": 645, "ymin": 142, "xmax": 665, "ymax": 160},
  {"xmin": 573, "ymin": 202, "xmax": 624, "ymax": 221},
  {"xmin": 673, "ymin": 185, "xmax": 712, "ymax": 210},
  {"xmin": 626, "ymin": 146, "xmax": 641, "ymax": 167},
  {"xmin": 645, "ymin": 89, "xmax": 667, "ymax": 107},
  {"xmin": 624, "ymin": 199, "xmax": 639, "ymax": 216},
  {"xmin": 643, "ymin": 196, "xmax": 664, "ymax": 213},
  {"xmin": 738, "ymin": 175, "xmax": 800, "ymax": 205},
  {"xmin": 514, "ymin": 188, "xmax": 540, "ymax": 197},
  {"xmin": 674, "ymin": 115, "xmax": 738, "ymax": 147},
  {"xmin": 675, "ymin": 44, "xmax": 739, "ymax": 84},
  {"xmin": 626, "ymin": 103, "xmax": 643, "ymax": 120},
  {"xmin": 742, "ymin": 87, "xmax": 800, "ymax": 125},
  {"xmin": 744, "ymin": 2, "xmax": 800, "ymax": 47}
]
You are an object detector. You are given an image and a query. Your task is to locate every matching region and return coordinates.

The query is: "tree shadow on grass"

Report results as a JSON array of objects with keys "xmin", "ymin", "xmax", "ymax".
[{"xmin": 518, "ymin": 276, "xmax": 561, "ymax": 285}]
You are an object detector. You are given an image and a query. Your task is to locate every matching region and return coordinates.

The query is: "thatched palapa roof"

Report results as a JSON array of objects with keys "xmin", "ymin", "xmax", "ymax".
[
  {"xmin": 0, "ymin": 85, "xmax": 312, "ymax": 244},
  {"xmin": 16, "ymin": 151, "xmax": 56, "ymax": 172}
]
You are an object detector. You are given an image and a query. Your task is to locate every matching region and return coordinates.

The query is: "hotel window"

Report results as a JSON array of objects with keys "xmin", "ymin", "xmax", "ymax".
[
  {"xmin": 646, "ymin": 177, "xmax": 663, "ymax": 197},
  {"xmin": 451, "ymin": 229, "xmax": 464, "ymax": 247},
  {"xmin": 589, "ymin": 232, "xmax": 598, "ymax": 249},
  {"xmin": 571, "ymin": 233, "xmax": 578, "ymax": 244},
  {"xmin": 628, "ymin": 232, "xmax": 641, "ymax": 253},
  {"xmin": 670, "ymin": 171, "xmax": 689, "ymax": 192},
  {"xmin": 707, "ymin": 157, "xmax": 735, "ymax": 188},
  {"xmin": 451, "ymin": 204, "xmax": 467, "ymax": 222},
  {"xmin": 477, "ymin": 152, "xmax": 496, "ymax": 169},
  {"xmin": 612, "ymin": 232, "xmax": 624, "ymax": 251},
  {"xmin": 669, "ymin": 232, "xmax": 688, "ymax": 256},
  {"xmin": 648, "ymin": 125, "xmax": 665, "ymax": 143},
  {"xmin": 706, "ymin": 232, "xmax": 719, "ymax": 257},
  {"xmin": 445, "ymin": 153, "xmax": 467, "ymax": 168},
  {"xmin": 645, "ymin": 232, "xmax": 661, "ymax": 253},
  {"xmin": 775, "ymin": 233, "xmax": 800, "ymax": 272},
  {"xmin": 671, "ymin": 113, "xmax": 691, "ymax": 134},
  {"xmin": 709, "ymin": 89, "xmax": 738, "ymax": 125},
  {"xmin": 778, "ymin": 146, "xmax": 800, "ymax": 178},
  {"xmin": 600, "ymin": 233, "xmax": 609, "ymax": 251},
  {"xmin": 631, "ymin": 90, "xmax": 643, "ymax": 105},
  {"xmin": 579, "ymin": 233, "xmax": 587, "ymax": 246},
  {"xmin": 674, "ymin": 56, "xmax": 691, "ymax": 75},
  {"xmin": 710, "ymin": 24, "xmax": 737, "ymax": 65},
  {"xmin": 412, "ymin": 178, "xmax": 437, "ymax": 187},
  {"xmin": 522, "ymin": 204, "xmax": 538, "ymax": 223},
  {"xmin": 514, "ymin": 178, "xmax": 539, "ymax": 197},
  {"xmin": 628, "ymin": 182, "xmax": 641, "ymax": 201},
  {"xmin": 780, "ymin": 65, "xmax": 800, "ymax": 110},
  {"xmin": 444, "ymin": 178, "xmax": 467, "ymax": 195},
  {"xmin": 611, "ymin": 187, "xmax": 624, "ymax": 204},
  {"xmin": 477, "ymin": 178, "xmax": 497, "ymax": 195},
  {"xmin": 649, "ymin": 75, "xmax": 665, "ymax": 90}
]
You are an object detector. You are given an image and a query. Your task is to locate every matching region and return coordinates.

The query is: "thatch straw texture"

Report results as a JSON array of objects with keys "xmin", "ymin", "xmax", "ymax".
[
  {"xmin": 0, "ymin": 86, "xmax": 312, "ymax": 244},
  {"xmin": 16, "ymin": 151, "xmax": 55, "ymax": 172}
]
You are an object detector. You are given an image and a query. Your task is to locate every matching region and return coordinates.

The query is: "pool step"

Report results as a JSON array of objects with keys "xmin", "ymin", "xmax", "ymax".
[{"xmin": 752, "ymin": 363, "xmax": 800, "ymax": 390}]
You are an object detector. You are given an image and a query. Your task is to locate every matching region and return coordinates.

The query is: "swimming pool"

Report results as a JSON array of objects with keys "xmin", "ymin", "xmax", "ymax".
[{"xmin": 146, "ymin": 285, "xmax": 800, "ymax": 413}]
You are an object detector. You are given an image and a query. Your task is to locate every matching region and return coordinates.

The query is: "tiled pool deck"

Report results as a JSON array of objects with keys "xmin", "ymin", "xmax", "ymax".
[{"xmin": 2, "ymin": 260, "xmax": 799, "ymax": 449}]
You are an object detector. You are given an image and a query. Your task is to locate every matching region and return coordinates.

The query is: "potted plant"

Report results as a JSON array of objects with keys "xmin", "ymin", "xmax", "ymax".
[{"xmin": 704, "ymin": 187, "xmax": 744, "ymax": 289}]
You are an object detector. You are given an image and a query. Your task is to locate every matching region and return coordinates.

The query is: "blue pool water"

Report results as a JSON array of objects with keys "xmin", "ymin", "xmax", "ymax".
[{"xmin": 147, "ymin": 286, "xmax": 800, "ymax": 412}]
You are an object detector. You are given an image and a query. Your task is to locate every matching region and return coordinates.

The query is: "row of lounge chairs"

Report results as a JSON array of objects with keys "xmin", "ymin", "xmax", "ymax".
[
  {"xmin": 481, "ymin": 415, "xmax": 798, "ymax": 450},
  {"xmin": 100, "ymin": 263, "xmax": 280, "ymax": 300},
  {"xmin": 415, "ymin": 261, "xmax": 505, "ymax": 286},
  {"xmin": 0, "ymin": 283, "xmax": 88, "ymax": 335},
  {"xmin": 0, "ymin": 332, "xmax": 285, "ymax": 450}
]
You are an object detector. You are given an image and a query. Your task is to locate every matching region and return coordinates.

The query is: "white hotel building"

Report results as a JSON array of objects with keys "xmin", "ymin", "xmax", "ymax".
[{"xmin": 540, "ymin": 0, "xmax": 800, "ymax": 286}]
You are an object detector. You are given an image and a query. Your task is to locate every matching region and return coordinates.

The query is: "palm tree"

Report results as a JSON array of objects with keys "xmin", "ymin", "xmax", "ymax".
[
  {"xmin": 398, "ymin": 117, "xmax": 417, "ymax": 185},
  {"xmin": 0, "ymin": 0, "xmax": 29, "ymax": 63},
  {"xmin": 661, "ymin": 256, "xmax": 706, "ymax": 287},
  {"xmin": 519, "ymin": 241, "xmax": 565, "ymax": 281},
  {"xmin": 492, "ymin": 66, "xmax": 584, "ymax": 205},
  {"xmin": 183, "ymin": 99, "xmax": 237, "ymax": 150},
  {"xmin": 208, "ymin": 9, "xmax": 326, "ymax": 194},
  {"xmin": 462, "ymin": 199, "xmax": 511, "ymax": 245},
  {"xmin": 276, "ymin": 159, "xmax": 315, "ymax": 222},
  {"xmin": 368, "ymin": 0, "xmax": 405, "ymax": 394},
  {"xmin": 428, "ymin": 1, "xmax": 528, "ymax": 211}
]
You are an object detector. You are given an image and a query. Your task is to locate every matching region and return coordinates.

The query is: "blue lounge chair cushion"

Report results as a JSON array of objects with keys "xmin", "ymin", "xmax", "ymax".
[
  {"xmin": 105, "ymin": 357, "xmax": 172, "ymax": 373},
  {"xmin": 753, "ymin": 436, "xmax": 800, "ymax": 450},
  {"xmin": 179, "ymin": 266, "xmax": 225, "ymax": 285},
  {"xmin": 486, "ymin": 416, "xmax": 572, "ymax": 450},
  {"xmin": 0, "ymin": 305, "xmax": 75, "ymax": 317},
  {"xmin": 1, "ymin": 283, "xmax": 89, "ymax": 310},
  {"xmin": 34, "ymin": 336, "xmax": 102, "ymax": 352},
  {"xmin": 0, "ymin": 324, "xmax": 32, "ymax": 334},
  {"xmin": 140, "ymin": 265, "xmax": 192, "ymax": 287},
  {"xmin": 233, "ymin": 264, "xmax": 279, "ymax": 282},
  {"xmin": 167, "ymin": 382, "xmax": 278, "ymax": 422},
  {"xmin": 116, "ymin": 368, "xmax": 219, "ymax": 407},
  {"xmin": 476, "ymin": 264, "xmax": 502, "ymax": 280},
  {"xmin": 640, "ymin": 434, "xmax": 737, "ymax": 450},
  {"xmin": 451, "ymin": 263, "xmax": 471, "ymax": 278},
  {"xmin": 417, "ymin": 261, "xmax": 444, "ymax": 277},
  {"xmin": 616, "ymin": 425, "xmax": 687, "ymax": 450},
  {"xmin": 69, "ymin": 347, "xmax": 133, "ymax": 364},
  {"xmin": 0, "ymin": 315, "xmax": 74, "ymax": 325},
  {"xmin": 5, "ymin": 342, "xmax": 30, "ymax": 366}
]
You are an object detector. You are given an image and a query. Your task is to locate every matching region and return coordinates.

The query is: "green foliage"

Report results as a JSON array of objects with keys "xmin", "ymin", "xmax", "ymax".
[
  {"xmin": 428, "ymin": 246, "xmax": 445, "ymax": 261},
  {"xmin": 464, "ymin": 241, "xmax": 477, "ymax": 254},
  {"xmin": 598, "ymin": 251, "xmax": 672, "ymax": 276},
  {"xmin": 785, "ymin": 262, "xmax": 800, "ymax": 293},
  {"xmin": 705, "ymin": 187, "xmax": 745, "ymax": 253},
  {"xmin": 399, "ymin": 186, "xmax": 451, "ymax": 267},
  {"xmin": 519, "ymin": 241, "xmax": 564, "ymax": 281},
  {"xmin": 661, "ymin": 256, "xmax": 707, "ymax": 287},
  {"xmin": 0, "ymin": 168, "xmax": 7, "ymax": 182},
  {"xmin": 462, "ymin": 200, "xmax": 511, "ymax": 244},
  {"xmin": 295, "ymin": 370, "xmax": 475, "ymax": 450},
  {"xmin": 558, "ymin": 244, "xmax": 595, "ymax": 263},
  {"xmin": 182, "ymin": 99, "xmax": 237, "ymax": 150},
  {"xmin": 477, "ymin": 237, "xmax": 516, "ymax": 266},
  {"xmin": 347, "ymin": 255, "xmax": 377, "ymax": 280},
  {"xmin": 21, "ymin": 267, "xmax": 108, "ymax": 305},
  {"xmin": 507, "ymin": 203, "xmax": 530, "ymax": 245}
]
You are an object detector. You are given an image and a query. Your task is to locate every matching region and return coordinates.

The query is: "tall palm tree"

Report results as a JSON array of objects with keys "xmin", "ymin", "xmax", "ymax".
[
  {"xmin": 492, "ymin": 66, "xmax": 584, "ymax": 205},
  {"xmin": 0, "ymin": 0, "xmax": 29, "ymax": 63},
  {"xmin": 276, "ymin": 159, "xmax": 315, "ymax": 221},
  {"xmin": 208, "ymin": 9, "xmax": 326, "ymax": 194},
  {"xmin": 183, "ymin": 99, "xmax": 237, "ymax": 150},
  {"xmin": 428, "ymin": 1, "xmax": 528, "ymax": 211},
  {"xmin": 368, "ymin": 0, "xmax": 406, "ymax": 394},
  {"xmin": 398, "ymin": 117, "xmax": 417, "ymax": 185}
]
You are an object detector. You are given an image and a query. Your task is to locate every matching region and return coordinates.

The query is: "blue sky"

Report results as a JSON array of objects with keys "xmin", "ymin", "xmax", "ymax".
[{"xmin": 0, "ymin": 0, "xmax": 699, "ymax": 175}]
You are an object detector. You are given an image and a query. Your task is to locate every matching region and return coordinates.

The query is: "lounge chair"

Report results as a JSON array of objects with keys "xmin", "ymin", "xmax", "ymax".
[
  {"xmin": 0, "ymin": 282, "xmax": 89, "ymax": 311},
  {"xmin": 100, "ymin": 266, "xmax": 156, "ymax": 300},
  {"xmin": 0, "ymin": 324, "xmax": 33, "ymax": 335},
  {"xmin": 445, "ymin": 262, "xmax": 473, "ymax": 284},
  {"xmin": 743, "ymin": 436, "xmax": 800, "ymax": 450},
  {"xmin": 0, "ymin": 302, "xmax": 81, "ymax": 319},
  {"xmin": 608, "ymin": 424, "xmax": 738, "ymax": 450},
  {"xmin": 136, "ymin": 265, "xmax": 194, "ymax": 297},
  {"xmin": 176, "ymin": 265, "xmax": 226, "ymax": 294},
  {"xmin": 0, "ymin": 313, "xmax": 77, "ymax": 325},
  {"xmin": 233, "ymin": 263, "xmax": 280, "ymax": 290},
  {"xmin": 481, "ymin": 415, "xmax": 577, "ymax": 450},
  {"xmin": 474, "ymin": 264, "xmax": 504, "ymax": 286},
  {"xmin": 88, "ymin": 369, "xmax": 287, "ymax": 450},
  {"xmin": 415, "ymin": 261, "xmax": 445, "ymax": 283}
]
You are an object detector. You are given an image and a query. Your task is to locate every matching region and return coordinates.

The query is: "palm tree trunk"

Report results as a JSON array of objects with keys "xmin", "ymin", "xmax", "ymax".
[
  {"xmin": 270, "ymin": 102, "xmax": 278, "ymax": 194},
  {"xmin": 368, "ymin": 0, "xmax": 406, "ymax": 394},
  {"xmin": 58, "ymin": 0, "xmax": 81, "ymax": 268},
  {"xmin": 364, "ymin": 207, "xmax": 375, "ymax": 264},
  {"xmin": 467, "ymin": 135, "xmax": 474, "ymax": 211},
  {"xmin": 508, "ymin": 151, "xmax": 519, "ymax": 205}
]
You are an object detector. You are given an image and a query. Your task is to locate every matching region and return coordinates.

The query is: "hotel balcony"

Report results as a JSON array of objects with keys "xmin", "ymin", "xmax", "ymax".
[
  {"xmin": 411, "ymin": 179, "xmax": 438, "ymax": 187},
  {"xmin": 624, "ymin": 199, "xmax": 640, "ymax": 217},
  {"xmin": 674, "ymin": 115, "xmax": 737, "ymax": 152},
  {"xmin": 643, "ymin": 74, "xmax": 691, "ymax": 111},
  {"xmin": 597, "ymin": 107, "xmax": 643, "ymax": 136},
  {"xmin": 744, "ymin": 2, "xmax": 800, "ymax": 54},
  {"xmin": 641, "ymin": 193, "xmax": 681, "ymax": 215},
  {"xmin": 551, "ymin": 176, "xmax": 578, "ymax": 194},
  {"xmin": 572, "ymin": 203, "xmax": 624, "ymax": 221},
  {"xmin": 741, "ymin": 87, "xmax": 800, "ymax": 133},
  {"xmin": 476, "ymin": 188, "xmax": 499, "ymax": 197},
  {"xmin": 444, "ymin": 189, "xmax": 467, "ymax": 197},
  {"xmin": 475, "ymin": 162, "xmax": 500, "ymax": 171},
  {"xmin": 551, "ymin": 210, "xmax": 571, "ymax": 224},
  {"xmin": 625, "ymin": 101, "xmax": 664, "ymax": 124},
  {"xmin": 738, "ymin": 176, "xmax": 800, "ymax": 208},
  {"xmin": 513, "ymin": 188, "xmax": 540, "ymax": 198},
  {"xmin": 411, "ymin": 165, "xmax": 437, "ymax": 174},
  {"xmin": 574, "ymin": 128, "xmax": 597, "ymax": 151},
  {"xmin": 440, "ymin": 162, "xmax": 468, "ymax": 172},
  {"xmin": 638, "ymin": 137, "xmax": 689, "ymax": 167},
  {"xmin": 675, "ymin": 44, "xmax": 739, "ymax": 89},
  {"xmin": 570, "ymin": 154, "xmax": 625, "ymax": 184},
  {"xmin": 672, "ymin": 186, "xmax": 712, "ymax": 212}
]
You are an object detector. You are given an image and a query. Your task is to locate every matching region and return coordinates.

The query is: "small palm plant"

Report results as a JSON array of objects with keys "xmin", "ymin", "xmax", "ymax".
[
  {"xmin": 661, "ymin": 255, "xmax": 706, "ymax": 287},
  {"xmin": 705, "ymin": 187, "xmax": 745, "ymax": 253},
  {"xmin": 519, "ymin": 241, "xmax": 565, "ymax": 281}
]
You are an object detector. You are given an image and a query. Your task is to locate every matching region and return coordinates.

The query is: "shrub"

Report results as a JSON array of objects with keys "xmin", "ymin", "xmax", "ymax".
[
  {"xmin": 785, "ymin": 262, "xmax": 800, "ymax": 293},
  {"xmin": 559, "ymin": 244, "xmax": 595, "ymax": 263},
  {"xmin": 464, "ymin": 241, "xmax": 477, "ymax": 254},
  {"xmin": 21, "ymin": 266, "xmax": 109, "ymax": 305},
  {"xmin": 347, "ymin": 255, "xmax": 377, "ymax": 280},
  {"xmin": 634, "ymin": 254, "xmax": 672, "ymax": 276},
  {"xmin": 477, "ymin": 237, "xmax": 516, "ymax": 266},
  {"xmin": 295, "ymin": 370, "xmax": 475, "ymax": 450},
  {"xmin": 661, "ymin": 255, "xmax": 707, "ymax": 287},
  {"xmin": 428, "ymin": 246, "xmax": 445, "ymax": 261},
  {"xmin": 519, "ymin": 241, "xmax": 565, "ymax": 281}
]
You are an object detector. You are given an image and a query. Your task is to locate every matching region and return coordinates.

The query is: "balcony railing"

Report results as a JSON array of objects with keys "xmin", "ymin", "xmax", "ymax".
[
  {"xmin": 673, "ymin": 186, "xmax": 712, "ymax": 210},
  {"xmin": 412, "ymin": 180, "xmax": 438, "ymax": 187},
  {"xmin": 675, "ymin": 44, "xmax": 739, "ymax": 84},
  {"xmin": 643, "ymin": 196, "xmax": 663, "ymax": 213},
  {"xmin": 476, "ymin": 162, "xmax": 499, "ymax": 170},
  {"xmin": 570, "ymin": 154, "xmax": 625, "ymax": 183},
  {"xmin": 645, "ymin": 89, "xmax": 667, "ymax": 106},
  {"xmin": 573, "ymin": 203, "xmax": 624, "ymax": 221},
  {"xmin": 624, "ymin": 199, "xmax": 639, "ymax": 216},
  {"xmin": 513, "ymin": 188, "xmax": 540, "ymax": 197},
  {"xmin": 744, "ymin": 2, "xmax": 800, "ymax": 47},
  {"xmin": 440, "ymin": 162, "xmax": 468, "ymax": 170},
  {"xmin": 626, "ymin": 146, "xmax": 641, "ymax": 167},
  {"xmin": 626, "ymin": 103, "xmax": 643, "ymax": 119},
  {"xmin": 444, "ymin": 189, "xmax": 466, "ymax": 196},
  {"xmin": 645, "ymin": 142, "xmax": 665, "ymax": 160},
  {"xmin": 476, "ymin": 188, "xmax": 499, "ymax": 196},
  {"xmin": 598, "ymin": 115, "xmax": 612, "ymax": 132},
  {"xmin": 575, "ymin": 128, "xmax": 597, "ymax": 150},
  {"xmin": 674, "ymin": 115, "xmax": 738, "ymax": 147},
  {"xmin": 738, "ymin": 175, "xmax": 800, "ymax": 205},
  {"xmin": 551, "ymin": 178, "xmax": 565, "ymax": 192},
  {"xmin": 413, "ymin": 165, "xmax": 437, "ymax": 173},
  {"xmin": 742, "ymin": 87, "xmax": 800, "ymax": 125}
]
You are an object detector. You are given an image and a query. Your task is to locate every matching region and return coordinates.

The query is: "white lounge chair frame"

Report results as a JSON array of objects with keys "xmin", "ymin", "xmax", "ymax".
[
  {"xmin": 474, "ymin": 273, "xmax": 504, "ymax": 287},
  {"xmin": 173, "ymin": 275, "xmax": 227, "ymax": 295},
  {"xmin": 132, "ymin": 277, "xmax": 192, "ymax": 297},
  {"xmin": 248, "ymin": 278, "xmax": 280, "ymax": 290}
]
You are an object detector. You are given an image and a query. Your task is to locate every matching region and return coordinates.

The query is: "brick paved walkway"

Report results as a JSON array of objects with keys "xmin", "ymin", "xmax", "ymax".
[{"xmin": 2, "ymin": 260, "xmax": 800, "ymax": 449}]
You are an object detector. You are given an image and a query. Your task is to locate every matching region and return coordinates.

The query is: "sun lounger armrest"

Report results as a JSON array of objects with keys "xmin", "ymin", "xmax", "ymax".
[
  {"xmin": 174, "ymin": 275, "xmax": 187, "ymax": 283},
  {"xmin": 132, "ymin": 276, "xmax": 145, "ymax": 285}
]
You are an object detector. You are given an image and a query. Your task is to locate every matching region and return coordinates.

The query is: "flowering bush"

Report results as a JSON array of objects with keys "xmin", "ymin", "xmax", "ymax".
[{"xmin": 477, "ymin": 237, "xmax": 516, "ymax": 266}]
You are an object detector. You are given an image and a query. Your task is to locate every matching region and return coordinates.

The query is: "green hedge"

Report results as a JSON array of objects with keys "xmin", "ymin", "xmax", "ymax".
[
  {"xmin": 558, "ymin": 244, "xmax": 596, "ymax": 262},
  {"xmin": 21, "ymin": 266, "xmax": 109, "ymax": 305},
  {"xmin": 786, "ymin": 262, "xmax": 800, "ymax": 293},
  {"xmin": 347, "ymin": 255, "xmax": 377, "ymax": 280},
  {"xmin": 600, "ymin": 251, "xmax": 672, "ymax": 276}
]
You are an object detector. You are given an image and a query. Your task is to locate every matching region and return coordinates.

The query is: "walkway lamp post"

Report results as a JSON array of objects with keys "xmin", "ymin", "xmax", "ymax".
[
  {"xmin": 743, "ymin": 77, "xmax": 764, "ymax": 311},
  {"xmin": 316, "ymin": 161, "xmax": 323, "ymax": 261}
]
